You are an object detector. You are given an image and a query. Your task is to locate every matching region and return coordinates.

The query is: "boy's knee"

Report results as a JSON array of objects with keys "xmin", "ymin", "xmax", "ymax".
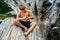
[
  {"xmin": 14, "ymin": 20, "xmax": 16, "ymax": 24},
  {"xmin": 33, "ymin": 22, "xmax": 36, "ymax": 25},
  {"xmin": 31, "ymin": 22, "xmax": 36, "ymax": 26},
  {"xmin": 13, "ymin": 19, "xmax": 18, "ymax": 24}
]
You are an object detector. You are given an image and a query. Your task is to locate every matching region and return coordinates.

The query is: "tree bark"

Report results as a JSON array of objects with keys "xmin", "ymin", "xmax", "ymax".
[{"xmin": 0, "ymin": 0, "xmax": 60, "ymax": 40}]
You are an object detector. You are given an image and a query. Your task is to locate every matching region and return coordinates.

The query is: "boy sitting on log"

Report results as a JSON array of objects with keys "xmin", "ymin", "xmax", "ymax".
[{"xmin": 14, "ymin": 4, "xmax": 36, "ymax": 36}]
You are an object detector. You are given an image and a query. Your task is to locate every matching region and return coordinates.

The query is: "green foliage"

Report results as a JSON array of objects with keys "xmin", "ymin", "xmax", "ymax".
[
  {"xmin": 57, "ymin": 18, "xmax": 60, "ymax": 28},
  {"xmin": 41, "ymin": 2, "xmax": 52, "ymax": 18},
  {"xmin": 0, "ymin": 16, "xmax": 7, "ymax": 20},
  {"xmin": 43, "ymin": 2, "xmax": 52, "ymax": 10},
  {"xmin": 0, "ymin": 0, "xmax": 13, "ymax": 14},
  {"xmin": 24, "ymin": 0, "xmax": 26, "ymax": 2},
  {"xmin": 0, "ymin": 14, "xmax": 15, "ymax": 20},
  {"xmin": 41, "ymin": 8, "xmax": 47, "ymax": 18}
]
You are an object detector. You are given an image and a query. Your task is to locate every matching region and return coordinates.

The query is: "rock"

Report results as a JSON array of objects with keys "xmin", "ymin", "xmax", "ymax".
[{"xmin": 0, "ymin": 18, "xmax": 45, "ymax": 40}]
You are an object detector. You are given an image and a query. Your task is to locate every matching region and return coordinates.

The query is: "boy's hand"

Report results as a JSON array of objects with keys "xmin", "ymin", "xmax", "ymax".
[
  {"xmin": 22, "ymin": 17, "xmax": 29, "ymax": 22},
  {"xmin": 18, "ymin": 17, "xmax": 26, "ymax": 21},
  {"xmin": 22, "ymin": 17, "xmax": 26, "ymax": 20}
]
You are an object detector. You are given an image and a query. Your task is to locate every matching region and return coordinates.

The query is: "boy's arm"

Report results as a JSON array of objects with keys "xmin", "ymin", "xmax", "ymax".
[
  {"xmin": 16, "ymin": 11, "xmax": 26, "ymax": 20},
  {"xmin": 28, "ymin": 11, "xmax": 35, "ymax": 19}
]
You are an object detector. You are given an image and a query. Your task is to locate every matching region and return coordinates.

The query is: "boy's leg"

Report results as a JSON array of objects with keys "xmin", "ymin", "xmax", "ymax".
[
  {"xmin": 24, "ymin": 22, "xmax": 36, "ymax": 36},
  {"xmin": 14, "ymin": 19, "xmax": 28, "ymax": 32}
]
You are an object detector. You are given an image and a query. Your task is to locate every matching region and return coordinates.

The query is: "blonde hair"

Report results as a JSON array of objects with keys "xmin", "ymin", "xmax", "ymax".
[{"xmin": 19, "ymin": 4, "xmax": 26, "ymax": 10}]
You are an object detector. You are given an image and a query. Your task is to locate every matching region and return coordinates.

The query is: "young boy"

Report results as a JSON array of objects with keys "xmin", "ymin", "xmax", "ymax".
[{"xmin": 14, "ymin": 5, "xmax": 36, "ymax": 36}]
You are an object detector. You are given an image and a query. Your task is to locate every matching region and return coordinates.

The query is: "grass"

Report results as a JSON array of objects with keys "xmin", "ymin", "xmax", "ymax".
[
  {"xmin": 0, "ymin": 16, "xmax": 14, "ymax": 20},
  {"xmin": 0, "ymin": 14, "xmax": 16, "ymax": 20}
]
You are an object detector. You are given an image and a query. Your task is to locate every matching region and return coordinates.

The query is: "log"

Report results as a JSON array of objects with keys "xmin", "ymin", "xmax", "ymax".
[{"xmin": 0, "ymin": 18, "xmax": 45, "ymax": 40}]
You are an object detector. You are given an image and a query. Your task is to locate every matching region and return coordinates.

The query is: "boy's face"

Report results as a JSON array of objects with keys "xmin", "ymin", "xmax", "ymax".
[{"xmin": 21, "ymin": 9, "xmax": 26, "ymax": 13}]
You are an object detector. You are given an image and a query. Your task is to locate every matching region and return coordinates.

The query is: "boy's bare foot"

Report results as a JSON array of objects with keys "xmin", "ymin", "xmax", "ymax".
[{"xmin": 24, "ymin": 32, "xmax": 29, "ymax": 37}]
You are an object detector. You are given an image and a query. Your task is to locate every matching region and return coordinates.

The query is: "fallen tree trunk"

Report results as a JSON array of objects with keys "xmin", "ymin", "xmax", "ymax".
[
  {"xmin": 1, "ymin": 0, "xmax": 60, "ymax": 40},
  {"xmin": 0, "ymin": 18, "xmax": 45, "ymax": 40}
]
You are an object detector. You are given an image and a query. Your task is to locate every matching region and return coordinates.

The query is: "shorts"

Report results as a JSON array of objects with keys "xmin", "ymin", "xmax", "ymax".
[{"xmin": 20, "ymin": 20, "xmax": 31, "ymax": 28}]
